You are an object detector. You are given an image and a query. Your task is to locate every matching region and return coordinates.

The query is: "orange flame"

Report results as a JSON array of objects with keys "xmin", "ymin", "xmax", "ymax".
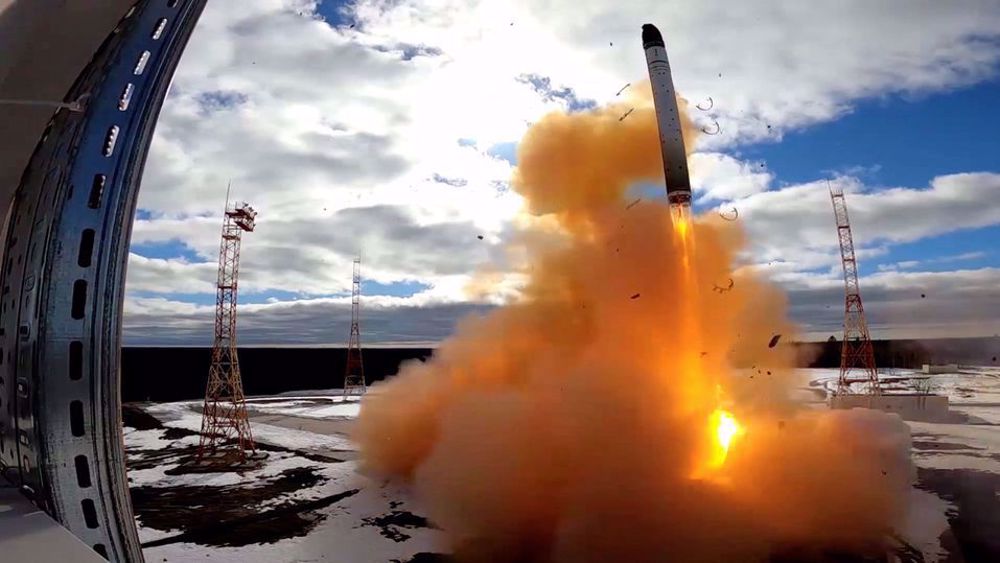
[{"xmin": 709, "ymin": 408, "xmax": 744, "ymax": 469}]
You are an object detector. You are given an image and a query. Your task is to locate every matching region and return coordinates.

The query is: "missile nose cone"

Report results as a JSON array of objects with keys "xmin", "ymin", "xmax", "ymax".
[{"xmin": 642, "ymin": 24, "xmax": 665, "ymax": 48}]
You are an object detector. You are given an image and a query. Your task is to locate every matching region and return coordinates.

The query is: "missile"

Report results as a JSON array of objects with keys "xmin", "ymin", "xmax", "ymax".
[{"xmin": 642, "ymin": 23, "xmax": 691, "ymax": 207}]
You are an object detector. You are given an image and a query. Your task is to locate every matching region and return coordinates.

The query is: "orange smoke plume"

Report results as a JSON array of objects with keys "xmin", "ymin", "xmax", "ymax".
[{"xmin": 355, "ymin": 96, "xmax": 912, "ymax": 562}]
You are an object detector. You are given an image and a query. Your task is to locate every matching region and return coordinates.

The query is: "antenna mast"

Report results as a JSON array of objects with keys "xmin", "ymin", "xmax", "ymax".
[
  {"xmin": 343, "ymin": 257, "xmax": 366, "ymax": 398},
  {"xmin": 829, "ymin": 183, "xmax": 880, "ymax": 395}
]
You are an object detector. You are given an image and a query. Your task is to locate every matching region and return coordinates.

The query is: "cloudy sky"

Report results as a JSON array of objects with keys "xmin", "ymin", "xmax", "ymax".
[{"xmin": 126, "ymin": 0, "xmax": 1000, "ymax": 345}]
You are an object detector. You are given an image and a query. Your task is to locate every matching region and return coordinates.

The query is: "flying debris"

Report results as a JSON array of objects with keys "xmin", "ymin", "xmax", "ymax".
[
  {"xmin": 642, "ymin": 23, "xmax": 690, "ymax": 207},
  {"xmin": 630, "ymin": 293, "xmax": 641, "ymax": 300},
  {"xmin": 696, "ymin": 97, "xmax": 714, "ymax": 111},
  {"xmin": 618, "ymin": 107, "xmax": 635, "ymax": 121},
  {"xmin": 712, "ymin": 278, "xmax": 734, "ymax": 293},
  {"xmin": 768, "ymin": 334, "xmax": 782, "ymax": 348},
  {"xmin": 477, "ymin": 235, "xmax": 484, "ymax": 240},
  {"xmin": 702, "ymin": 119, "xmax": 722, "ymax": 135},
  {"xmin": 626, "ymin": 198, "xmax": 642, "ymax": 210},
  {"xmin": 616, "ymin": 83, "xmax": 631, "ymax": 96},
  {"xmin": 719, "ymin": 207, "xmax": 739, "ymax": 221}
]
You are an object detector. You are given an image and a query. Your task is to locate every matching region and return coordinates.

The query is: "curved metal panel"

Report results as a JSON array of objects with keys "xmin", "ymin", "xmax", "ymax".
[{"xmin": 0, "ymin": 1, "xmax": 207, "ymax": 560}]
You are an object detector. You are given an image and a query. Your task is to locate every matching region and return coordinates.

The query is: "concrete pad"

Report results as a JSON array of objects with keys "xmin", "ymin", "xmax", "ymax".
[{"xmin": 0, "ymin": 486, "xmax": 105, "ymax": 562}]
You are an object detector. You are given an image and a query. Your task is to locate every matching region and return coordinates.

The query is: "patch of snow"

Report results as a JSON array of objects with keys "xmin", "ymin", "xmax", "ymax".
[
  {"xmin": 245, "ymin": 400, "xmax": 362, "ymax": 419},
  {"xmin": 900, "ymin": 488, "xmax": 953, "ymax": 563},
  {"xmin": 144, "ymin": 401, "xmax": 357, "ymax": 452}
]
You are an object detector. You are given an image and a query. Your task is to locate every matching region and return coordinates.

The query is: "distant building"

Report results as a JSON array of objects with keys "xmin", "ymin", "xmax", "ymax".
[{"xmin": 922, "ymin": 364, "xmax": 959, "ymax": 374}]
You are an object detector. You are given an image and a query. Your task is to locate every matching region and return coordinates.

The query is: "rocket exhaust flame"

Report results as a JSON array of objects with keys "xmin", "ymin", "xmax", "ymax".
[
  {"xmin": 709, "ymin": 409, "xmax": 744, "ymax": 469},
  {"xmin": 356, "ymin": 26, "xmax": 915, "ymax": 563}
]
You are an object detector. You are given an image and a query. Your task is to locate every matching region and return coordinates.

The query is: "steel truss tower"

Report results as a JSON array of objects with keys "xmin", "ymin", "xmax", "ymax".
[
  {"xmin": 829, "ymin": 183, "xmax": 880, "ymax": 395},
  {"xmin": 343, "ymin": 258, "xmax": 366, "ymax": 398},
  {"xmin": 198, "ymin": 198, "xmax": 258, "ymax": 462}
]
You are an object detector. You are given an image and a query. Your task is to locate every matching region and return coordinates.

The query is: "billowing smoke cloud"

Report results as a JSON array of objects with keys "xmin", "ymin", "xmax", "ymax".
[{"xmin": 356, "ymin": 93, "xmax": 913, "ymax": 562}]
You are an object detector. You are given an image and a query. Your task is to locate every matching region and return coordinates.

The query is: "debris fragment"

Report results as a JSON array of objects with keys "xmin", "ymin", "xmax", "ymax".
[
  {"xmin": 626, "ymin": 198, "xmax": 641, "ymax": 210},
  {"xmin": 630, "ymin": 293, "xmax": 640, "ymax": 300},
  {"xmin": 766, "ymin": 370, "xmax": 772, "ymax": 375},
  {"xmin": 615, "ymin": 83, "xmax": 631, "ymax": 96},
  {"xmin": 777, "ymin": 420, "xmax": 785, "ymax": 429},
  {"xmin": 719, "ymin": 207, "xmax": 739, "ymax": 221},
  {"xmin": 696, "ymin": 97, "xmax": 714, "ymax": 111},
  {"xmin": 701, "ymin": 120, "xmax": 722, "ymax": 135},
  {"xmin": 477, "ymin": 235, "xmax": 484, "ymax": 240},
  {"xmin": 700, "ymin": 351, "xmax": 708, "ymax": 357},
  {"xmin": 712, "ymin": 278, "xmax": 735, "ymax": 293},
  {"xmin": 768, "ymin": 334, "xmax": 781, "ymax": 348},
  {"xmin": 921, "ymin": 293, "xmax": 926, "ymax": 298},
  {"xmin": 609, "ymin": 42, "xmax": 613, "ymax": 46},
  {"xmin": 618, "ymin": 108, "xmax": 635, "ymax": 121}
]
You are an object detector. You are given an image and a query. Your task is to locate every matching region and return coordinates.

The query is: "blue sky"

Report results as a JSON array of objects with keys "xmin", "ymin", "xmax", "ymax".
[
  {"xmin": 740, "ymin": 79, "xmax": 1000, "ymax": 188},
  {"xmin": 742, "ymin": 80, "xmax": 1000, "ymax": 274},
  {"xmin": 314, "ymin": 0, "xmax": 354, "ymax": 27}
]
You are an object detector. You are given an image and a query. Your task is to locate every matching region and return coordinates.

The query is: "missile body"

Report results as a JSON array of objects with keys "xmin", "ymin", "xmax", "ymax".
[{"xmin": 642, "ymin": 24, "xmax": 691, "ymax": 206}]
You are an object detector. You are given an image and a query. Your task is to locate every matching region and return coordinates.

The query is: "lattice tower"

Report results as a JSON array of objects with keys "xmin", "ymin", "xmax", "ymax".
[
  {"xmin": 343, "ymin": 257, "xmax": 366, "ymax": 398},
  {"xmin": 198, "ymin": 196, "xmax": 258, "ymax": 462},
  {"xmin": 830, "ymin": 183, "xmax": 880, "ymax": 395}
]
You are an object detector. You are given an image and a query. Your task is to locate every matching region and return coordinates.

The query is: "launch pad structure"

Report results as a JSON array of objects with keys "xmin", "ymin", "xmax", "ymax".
[{"xmin": 196, "ymin": 197, "xmax": 261, "ymax": 466}]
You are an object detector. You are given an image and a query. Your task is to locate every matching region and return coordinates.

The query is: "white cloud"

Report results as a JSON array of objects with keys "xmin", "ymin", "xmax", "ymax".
[
  {"xmin": 127, "ymin": 0, "xmax": 1000, "ymax": 343},
  {"xmin": 690, "ymin": 152, "xmax": 771, "ymax": 202},
  {"xmin": 784, "ymin": 268, "xmax": 1000, "ymax": 340},
  {"xmin": 736, "ymin": 173, "xmax": 1000, "ymax": 266}
]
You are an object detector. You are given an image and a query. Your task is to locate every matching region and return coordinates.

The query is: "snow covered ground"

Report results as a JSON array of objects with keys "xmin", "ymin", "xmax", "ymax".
[
  {"xmin": 243, "ymin": 396, "xmax": 363, "ymax": 420},
  {"xmin": 124, "ymin": 394, "xmax": 444, "ymax": 563},
  {"xmin": 125, "ymin": 369, "xmax": 1000, "ymax": 562},
  {"xmin": 806, "ymin": 366, "xmax": 1000, "ymax": 561}
]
